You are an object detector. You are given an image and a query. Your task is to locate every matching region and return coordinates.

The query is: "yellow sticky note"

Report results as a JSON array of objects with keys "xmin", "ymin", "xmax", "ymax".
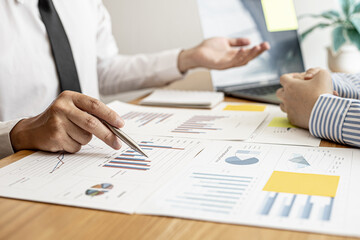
[
  {"xmin": 261, "ymin": 0, "xmax": 298, "ymax": 32},
  {"xmin": 268, "ymin": 117, "xmax": 296, "ymax": 128},
  {"xmin": 223, "ymin": 104, "xmax": 266, "ymax": 112},
  {"xmin": 263, "ymin": 171, "xmax": 340, "ymax": 197}
]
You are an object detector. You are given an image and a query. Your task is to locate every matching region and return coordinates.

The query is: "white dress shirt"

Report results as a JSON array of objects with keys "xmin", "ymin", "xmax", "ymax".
[{"xmin": 0, "ymin": 0, "xmax": 183, "ymax": 158}]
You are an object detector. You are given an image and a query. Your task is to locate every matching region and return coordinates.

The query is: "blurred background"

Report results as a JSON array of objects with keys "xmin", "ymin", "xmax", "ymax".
[{"xmin": 101, "ymin": 0, "xmax": 338, "ymax": 103}]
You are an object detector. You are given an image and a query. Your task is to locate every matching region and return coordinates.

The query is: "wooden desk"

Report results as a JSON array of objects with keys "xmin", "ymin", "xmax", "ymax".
[{"xmin": 0, "ymin": 97, "xmax": 355, "ymax": 240}]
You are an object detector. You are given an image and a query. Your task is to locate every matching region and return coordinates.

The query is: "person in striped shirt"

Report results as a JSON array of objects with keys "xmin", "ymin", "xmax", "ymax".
[{"xmin": 276, "ymin": 68, "xmax": 360, "ymax": 147}]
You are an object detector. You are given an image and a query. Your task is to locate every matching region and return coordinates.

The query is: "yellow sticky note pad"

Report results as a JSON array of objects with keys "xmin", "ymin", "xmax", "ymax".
[
  {"xmin": 263, "ymin": 171, "xmax": 340, "ymax": 197},
  {"xmin": 261, "ymin": 0, "xmax": 298, "ymax": 32},
  {"xmin": 268, "ymin": 117, "xmax": 296, "ymax": 128},
  {"xmin": 223, "ymin": 104, "xmax": 266, "ymax": 112}
]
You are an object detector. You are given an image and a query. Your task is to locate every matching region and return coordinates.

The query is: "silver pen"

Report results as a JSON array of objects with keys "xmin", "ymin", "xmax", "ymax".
[{"xmin": 102, "ymin": 121, "xmax": 149, "ymax": 158}]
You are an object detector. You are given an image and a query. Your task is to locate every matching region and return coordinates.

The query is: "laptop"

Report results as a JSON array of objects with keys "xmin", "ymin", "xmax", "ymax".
[{"xmin": 196, "ymin": 0, "xmax": 305, "ymax": 104}]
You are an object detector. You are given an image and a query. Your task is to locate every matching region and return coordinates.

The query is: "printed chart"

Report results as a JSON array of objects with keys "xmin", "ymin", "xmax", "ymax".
[
  {"xmin": 248, "ymin": 114, "xmax": 321, "ymax": 147},
  {"xmin": 138, "ymin": 141, "xmax": 360, "ymax": 237},
  {"xmin": 1, "ymin": 138, "xmax": 360, "ymax": 236},
  {"xmin": 0, "ymin": 136, "xmax": 204, "ymax": 213},
  {"xmin": 109, "ymin": 101, "xmax": 267, "ymax": 140},
  {"xmin": 213, "ymin": 102, "xmax": 321, "ymax": 146}
]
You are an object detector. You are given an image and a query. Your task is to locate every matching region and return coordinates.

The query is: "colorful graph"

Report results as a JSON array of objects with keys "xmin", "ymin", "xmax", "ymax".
[
  {"xmin": 121, "ymin": 111, "xmax": 173, "ymax": 127},
  {"xmin": 85, "ymin": 183, "xmax": 113, "ymax": 197},
  {"xmin": 167, "ymin": 172, "xmax": 253, "ymax": 215},
  {"xmin": 103, "ymin": 141, "xmax": 185, "ymax": 171},
  {"xmin": 259, "ymin": 171, "xmax": 339, "ymax": 221},
  {"xmin": 50, "ymin": 152, "xmax": 65, "ymax": 173},
  {"xmin": 225, "ymin": 150, "xmax": 260, "ymax": 165},
  {"xmin": 172, "ymin": 115, "xmax": 225, "ymax": 134},
  {"xmin": 259, "ymin": 192, "xmax": 335, "ymax": 221},
  {"xmin": 91, "ymin": 183, "xmax": 113, "ymax": 189},
  {"xmin": 263, "ymin": 171, "xmax": 339, "ymax": 197}
]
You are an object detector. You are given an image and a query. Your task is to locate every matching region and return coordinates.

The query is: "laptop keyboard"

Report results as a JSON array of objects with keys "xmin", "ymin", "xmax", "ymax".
[{"xmin": 234, "ymin": 85, "xmax": 281, "ymax": 96}]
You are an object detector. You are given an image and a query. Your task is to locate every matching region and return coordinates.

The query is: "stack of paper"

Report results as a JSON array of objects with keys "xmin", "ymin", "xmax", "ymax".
[
  {"xmin": 140, "ymin": 89, "xmax": 224, "ymax": 109},
  {"xmin": 1, "ymin": 138, "xmax": 360, "ymax": 237}
]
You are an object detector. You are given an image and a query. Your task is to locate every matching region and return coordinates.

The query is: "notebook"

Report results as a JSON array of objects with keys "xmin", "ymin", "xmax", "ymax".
[{"xmin": 140, "ymin": 89, "xmax": 224, "ymax": 109}]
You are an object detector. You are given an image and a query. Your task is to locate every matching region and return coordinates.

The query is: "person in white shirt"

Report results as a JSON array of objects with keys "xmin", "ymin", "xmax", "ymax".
[{"xmin": 0, "ymin": 0, "xmax": 269, "ymax": 158}]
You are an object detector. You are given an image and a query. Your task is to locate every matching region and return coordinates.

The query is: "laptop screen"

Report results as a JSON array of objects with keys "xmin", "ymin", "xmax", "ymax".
[{"xmin": 197, "ymin": 0, "xmax": 305, "ymax": 90}]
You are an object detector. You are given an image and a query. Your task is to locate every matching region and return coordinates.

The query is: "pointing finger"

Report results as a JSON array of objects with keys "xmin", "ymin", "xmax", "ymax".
[{"xmin": 72, "ymin": 93, "xmax": 124, "ymax": 129}]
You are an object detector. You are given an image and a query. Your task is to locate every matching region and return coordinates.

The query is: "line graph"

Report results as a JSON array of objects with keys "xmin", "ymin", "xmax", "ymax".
[{"xmin": 50, "ymin": 152, "xmax": 65, "ymax": 173}]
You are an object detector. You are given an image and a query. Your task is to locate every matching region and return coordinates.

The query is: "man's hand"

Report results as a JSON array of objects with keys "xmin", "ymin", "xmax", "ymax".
[
  {"xmin": 177, "ymin": 37, "xmax": 270, "ymax": 73},
  {"xmin": 276, "ymin": 69, "xmax": 333, "ymax": 129},
  {"xmin": 10, "ymin": 91, "xmax": 124, "ymax": 153}
]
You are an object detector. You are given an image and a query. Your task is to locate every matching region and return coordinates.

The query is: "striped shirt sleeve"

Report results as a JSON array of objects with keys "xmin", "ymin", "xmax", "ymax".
[
  {"xmin": 309, "ymin": 93, "xmax": 360, "ymax": 147},
  {"xmin": 332, "ymin": 73, "xmax": 360, "ymax": 99}
]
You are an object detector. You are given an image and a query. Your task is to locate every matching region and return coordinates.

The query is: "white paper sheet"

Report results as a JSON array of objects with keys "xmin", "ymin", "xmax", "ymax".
[
  {"xmin": 0, "ymin": 136, "xmax": 204, "ymax": 213},
  {"xmin": 213, "ymin": 102, "xmax": 321, "ymax": 146},
  {"xmin": 108, "ymin": 101, "xmax": 268, "ymax": 141},
  {"xmin": 1, "ymin": 138, "xmax": 360, "ymax": 237},
  {"xmin": 138, "ymin": 141, "xmax": 360, "ymax": 237}
]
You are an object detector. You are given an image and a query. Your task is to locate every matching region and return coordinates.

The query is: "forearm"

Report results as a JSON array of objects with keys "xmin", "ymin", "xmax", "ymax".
[
  {"xmin": 98, "ymin": 49, "xmax": 184, "ymax": 95},
  {"xmin": 332, "ymin": 73, "xmax": 360, "ymax": 99},
  {"xmin": 309, "ymin": 94, "xmax": 360, "ymax": 147},
  {"xmin": 0, "ymin": 119, "xmax": 22, "ymax": 159}
]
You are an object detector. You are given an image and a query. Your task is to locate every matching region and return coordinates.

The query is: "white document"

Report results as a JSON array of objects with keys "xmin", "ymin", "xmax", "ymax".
[
  {"xmin": 138, "ymin": 141, "xmax": 360, "ymax": 237},
  {"xmin": 0, "ymin": 136, "xmax": 204, "ymax": 213},
  {"xmin": 140, "ymin": 89, "xmax": 224, "ymax": 109},
  {"xmin": 1, "ymin": 138, "xmax": 360, "ymax": 237},
  {"xmin": 108, "ymin": 101, "xmax": 268, "ymax": 141},
  {"xmin": 213, "ymin": 102, "xmax": 321, "ymax": 146}
]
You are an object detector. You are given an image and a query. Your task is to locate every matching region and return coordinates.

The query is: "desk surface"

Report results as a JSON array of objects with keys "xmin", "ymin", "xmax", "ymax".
[{"xmin": 0, "ymin": 97, "xmax": 355, "ymax": 240}]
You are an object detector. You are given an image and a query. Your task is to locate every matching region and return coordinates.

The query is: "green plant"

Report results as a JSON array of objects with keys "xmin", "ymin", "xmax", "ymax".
[{"xmin": 301, "ymin": 0, "xmax": 360, "ymax": 52}]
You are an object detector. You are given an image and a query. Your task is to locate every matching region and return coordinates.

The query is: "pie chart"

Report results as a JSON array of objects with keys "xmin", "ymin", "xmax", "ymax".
[
  {"xmin": 85, "ymin": 183, "xmax": 113, "ymax": 197},
  {"xmin": 225, "ymin": 156, "xmax": 259, "ymax": 165},
  {"xmin": 225, "ymin": 149, "xmax": 260, "ymax": 165}
]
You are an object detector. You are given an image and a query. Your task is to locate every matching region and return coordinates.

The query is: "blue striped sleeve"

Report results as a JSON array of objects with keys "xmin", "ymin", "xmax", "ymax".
[
  {"xmin": 332, "ymin": 73, "xmax": 360, "ymax": 99},
  {"xmin": 309, "ymin": 94, "xmax": 352, "ymax": 145},
  {"xmin": 341, "ymin": 102, "xmax": 360, "ymax": 147}
]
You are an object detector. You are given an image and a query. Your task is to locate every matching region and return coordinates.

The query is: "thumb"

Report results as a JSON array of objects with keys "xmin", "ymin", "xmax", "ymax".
[
  {"xmin": 311, "ymin": 70, "xmax": 334, "ymax": 93},
  {"xmin": 304, "ymin": 67, "xmax": 322, "ymax": 80},
  {"xmin": 279, "ymin": 73, "xmax": 304, "ymax": 87},
  {"xmin": 228, "ymin": 38, "xmax": 250, "ymax": 47}
]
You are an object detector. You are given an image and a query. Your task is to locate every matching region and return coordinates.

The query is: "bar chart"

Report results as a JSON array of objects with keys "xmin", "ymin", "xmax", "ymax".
[
  {"xmin": 164, "ymin": 171, "xmax": 254, "ymax": 215},
  {"xmin": 259, "ymin": 170, "xmax": 340, "ymax": 222},
  {"xmin": 103, "ymin": 141, "xmax": 186, "ymax": 171},
  {"xmin": 259, "ymin": 192, "xmax": 335, "ymax": 222},
  {"xmin": 171, "ymin": 115, "xmax": 226, "ymax": 134},
  {"xmin": 109, "ymin": 101, "xmax": 268, "ymax": 140},
  {"xmin": 121, "ymin": 111, "xmax": 173, "ymax": 127}
]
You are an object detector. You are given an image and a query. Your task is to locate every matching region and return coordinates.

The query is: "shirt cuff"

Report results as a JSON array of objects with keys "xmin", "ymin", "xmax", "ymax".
[
  {"xmin": 0, "ymin": 119, "xmax": 22, "ymax": 159},
  {"xmin": 332, "ymin": 72, "xmax": 360, "ymax": 99},
  {"xmin": 154, "ymin": 49, "xmax": 185, "ymax": 85},
  {"xmin": 309, "ymin": 94, "xmax": 352, "ymax": 144}
]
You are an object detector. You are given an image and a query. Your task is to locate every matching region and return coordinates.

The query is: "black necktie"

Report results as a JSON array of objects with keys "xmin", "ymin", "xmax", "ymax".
[{"xmin": 38, "ymin": 0, "xmax": 82, "ymax": 93}]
